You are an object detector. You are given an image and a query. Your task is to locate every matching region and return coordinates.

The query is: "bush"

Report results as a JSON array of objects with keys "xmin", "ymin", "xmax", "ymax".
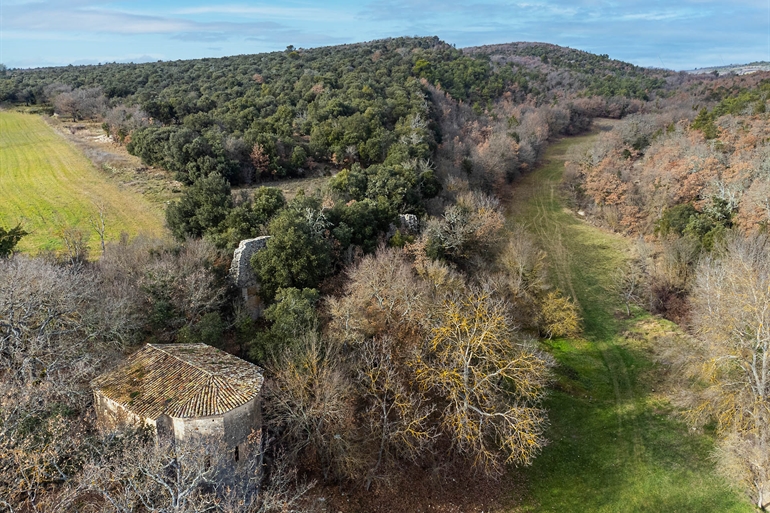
[
  {"xmin": 539, "ymin": 290, "xmax": 582, "ymax": 339},
  {"xmin": 165, "ymin": 173, "xmax": 233, "ymax": 240},
  {"xmin": 177, "ymin": 312, "xmax": 225, "ymax": 346},
  {"xmin": 248, "ymin": 287, "xmax": 319, "ymax": 361},
  {"xmin": 0, "ymin": 224, "xmax": 28, "ymax": 257}
]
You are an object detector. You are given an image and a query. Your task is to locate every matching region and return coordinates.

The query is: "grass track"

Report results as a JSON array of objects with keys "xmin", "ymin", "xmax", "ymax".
[
  {"xmin": 505, "ymin": 121, "xmax": 751, "ymax": 512},
  {"xmin": 0, "ymin": 110, "xmax": 166, "ymax": 254}
]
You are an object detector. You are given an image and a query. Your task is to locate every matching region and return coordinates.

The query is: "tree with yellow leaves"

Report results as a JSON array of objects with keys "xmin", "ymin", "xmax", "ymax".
[
  {"xmin": 357, "ymin": 336, "xmax": 436, "ymax": 489},
  {"xmin": 413, "ymin": 290, "xmax": 552, "ymax": 475}
]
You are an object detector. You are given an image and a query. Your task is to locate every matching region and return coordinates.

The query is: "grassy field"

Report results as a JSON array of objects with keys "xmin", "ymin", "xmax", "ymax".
[
  {"xmin": 0, "ymin": 110, "xmax": 166, "ymax": 254},
  {"xmin": 239, "ymin": 173, "xmax": 331, "ymax": 201},
  {"xmin": 504, "ymin": 121, "xmax": 752, "ymax": 512}
]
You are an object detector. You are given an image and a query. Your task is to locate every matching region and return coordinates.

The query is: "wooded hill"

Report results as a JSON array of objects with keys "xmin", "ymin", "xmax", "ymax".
[
  {"xmin": 0, "ymin": 37, "xmax": 671, "ymax": 186},
  {"xmin": 0, "ymin": 37, "xmax": 677, "ymax": 258}
]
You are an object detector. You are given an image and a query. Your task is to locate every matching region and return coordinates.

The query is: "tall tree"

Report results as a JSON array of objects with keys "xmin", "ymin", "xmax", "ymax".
[
  {"xmin": 165, "ymin": 173, "xmax": 234, "ymax": 240},
  {"xmin": 415, "ymin": 290, "xmax": 552, "ymax": 474},
  {"xmin": 251, "ymin": 202, "xmax": 332, "ymax": 301},
  {"xmin": 686, "ymin": 234, "xmax": 770, "ymax": 509}
]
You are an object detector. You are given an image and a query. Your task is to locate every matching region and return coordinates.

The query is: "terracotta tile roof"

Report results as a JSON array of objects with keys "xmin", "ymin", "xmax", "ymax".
[{"xmin": 91, "ymin": 343, "xmax": 263, "ymax": 419}]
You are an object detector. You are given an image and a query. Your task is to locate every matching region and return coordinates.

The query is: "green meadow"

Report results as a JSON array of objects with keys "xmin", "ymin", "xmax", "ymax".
[{"xmin": 0, "ymin": 110, "xmax": 166, "ymax": 254}]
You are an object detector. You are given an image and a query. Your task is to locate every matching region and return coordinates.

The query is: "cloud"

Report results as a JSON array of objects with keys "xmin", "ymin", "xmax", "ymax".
[
  {"xmin": 171, "ymin": 32, "xmax": 231, "ymax": 43},
  {"xmin": 2, "ymin": 1, "xmax": 329, "ymax": 40},
  {"xmin": 3, "ymin": 3, "xmax": 194, "ymax": 34},
  {"xmin": 173, "ymin": 4, "xmax": 353, "ymax": 22},
  {"xmin": 2, "ymin": 0, "xmax": 769, "ymax": 69}
]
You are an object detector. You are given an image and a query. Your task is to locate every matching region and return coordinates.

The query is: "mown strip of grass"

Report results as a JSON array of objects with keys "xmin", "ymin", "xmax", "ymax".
[
  {"xmin": 0, "ymin": 110, "xmax": 166, "ymax": 254},
  {"xmin": 505, "ymin": 123, "xmax": 751, "ymax": 512}
]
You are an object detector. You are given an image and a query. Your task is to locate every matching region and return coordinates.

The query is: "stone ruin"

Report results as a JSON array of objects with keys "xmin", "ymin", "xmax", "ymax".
[
  {"xmin": 398, "ymin": 214, "xmax": 420, "ymax": 233},
  {"xmin": 387, "ymin": 213, "xmax": 421, "ymax": 240},
  {"xmin": 230, "ymin": 236, "xmax": 270, "ymax": 318}
]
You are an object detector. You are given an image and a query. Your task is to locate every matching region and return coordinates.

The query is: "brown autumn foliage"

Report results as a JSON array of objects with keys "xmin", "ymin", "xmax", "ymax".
[
  {"xmin": 568, "ymin": 96, "xmax": 770, "ymax": 236},
  {"xmin": 426, "ymin": 83, "xmax": 638, "ymax": 205}
]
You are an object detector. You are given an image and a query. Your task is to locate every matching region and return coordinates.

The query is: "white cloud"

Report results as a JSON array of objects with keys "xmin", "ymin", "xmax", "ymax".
[{"xmin": 173, "ymin": 4, "xmax": 352, "ymax": 22}]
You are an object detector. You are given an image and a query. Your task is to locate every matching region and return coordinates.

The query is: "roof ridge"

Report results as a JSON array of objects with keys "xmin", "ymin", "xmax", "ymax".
[{"xmin": 147, "ymin": 343, "xmax": 215, "ymax": 378}]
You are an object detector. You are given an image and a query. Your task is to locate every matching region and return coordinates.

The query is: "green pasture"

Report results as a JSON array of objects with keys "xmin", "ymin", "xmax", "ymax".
[{"xmin": 0, "ymin": 110, "xmax": 166, "ymax": 254}]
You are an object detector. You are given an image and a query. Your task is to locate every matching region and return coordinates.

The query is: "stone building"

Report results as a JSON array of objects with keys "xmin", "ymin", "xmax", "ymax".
[{"xmin": 91, "ymin": 343, "xmax": 264, "ymax": 460}]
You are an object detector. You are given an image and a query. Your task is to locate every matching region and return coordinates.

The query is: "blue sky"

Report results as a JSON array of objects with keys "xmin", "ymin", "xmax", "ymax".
[{"xmin": 1, "ymin": 0, "xmax": 768, "ymax": 70}]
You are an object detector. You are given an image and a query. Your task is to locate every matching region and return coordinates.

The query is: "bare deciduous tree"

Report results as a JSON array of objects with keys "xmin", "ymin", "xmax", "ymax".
[
  {"xmin": 612, "ymin": 260, "xmax": 648, "ymax": 316},
  {"xmin": 59, "ymin": 225, "xmax": 90, "ymax": 264},
  {"xmin": 89, "ymin": 202, "xmax": 108, "ymax": 256},
  {"xmin": 356, "ymin": 336, "xmax": 436, "ymax": 489},
  {"xmin": 423, "ymin": 191, "xmax": 505, "ymax": 264},
  {"xmin": 53, "ymin": 87, "xmax": 106, "ymax": 121},
  {"xmin": 414, "ymin": 290, "xmax": 552, "ymax": 475},
  {"xmin": 76, "ymin": 432, "xmax": 315, "ymax": 513},
  {"xmin": 265, "ymin": 333, "xmax": 365, "ymax": 482},
  {"xmin": 683, "ymin": 233, "xmax": 770, "ymax": 508}
]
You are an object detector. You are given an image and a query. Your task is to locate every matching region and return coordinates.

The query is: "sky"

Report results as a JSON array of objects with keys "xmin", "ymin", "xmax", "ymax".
[{"xmin": 1, "ymin": 0, "xmax": 769, "ymax": 70}]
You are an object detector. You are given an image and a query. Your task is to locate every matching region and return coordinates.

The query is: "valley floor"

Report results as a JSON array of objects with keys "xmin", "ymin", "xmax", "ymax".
[{"xmin": 504, "ymin": 121, "xmax": 751, "ymax": 512}]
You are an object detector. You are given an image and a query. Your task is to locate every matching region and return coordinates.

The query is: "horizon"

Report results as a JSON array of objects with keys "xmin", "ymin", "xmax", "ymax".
[{"xmin": 1, "ymin": 0, "xmax": 769, "ymax": 71}]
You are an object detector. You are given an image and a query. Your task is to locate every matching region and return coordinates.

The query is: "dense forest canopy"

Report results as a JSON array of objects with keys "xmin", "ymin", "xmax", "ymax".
[
  {"xmin": 464, "ymin": 41, "xmax": 671, "ymax": 99},
  {"xmin": 0, "ymin": 37, "xmax": 672, "ymax": 185},
  {"xmin": 0, "ymin": 37, "xmax": 676, "ymax": 259}
]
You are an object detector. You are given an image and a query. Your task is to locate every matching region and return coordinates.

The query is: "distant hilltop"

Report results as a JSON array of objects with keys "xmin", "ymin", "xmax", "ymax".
[{"xmin": 685, "ymin": 62, "xmax": 770, "ymax": 76}]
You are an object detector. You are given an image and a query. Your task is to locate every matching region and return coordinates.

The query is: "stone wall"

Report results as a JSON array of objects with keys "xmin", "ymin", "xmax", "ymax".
[
  {"xmin": 175, "ymin": 415, "xmax": 225, "ymax": 441},
  {"xmin": 95, "ymin": 392, "xmax": 260, "ymax": 445},
  {"xmin": 223, "ymin": 395, "xmax": 261, "ymax": 448},
  {"xmin": 94, "ymin": 392, "xmax": 150, "ymax": 433},
  {"xmin": 229, "ymin": 236, "xmax": 270, "ymax": 288},
  {"xmin": 399, "ymin": 213, "xmax": 420, "ymax": 233},
  {"xmin": 230, "ymin": 236, "xmax": 270, "ymax": 319}
]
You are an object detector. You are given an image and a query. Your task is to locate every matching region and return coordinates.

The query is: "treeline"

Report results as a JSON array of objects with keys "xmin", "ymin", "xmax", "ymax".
[{"xmin": 0, "ymin": 37, "xmax": 674, "ymax": 264}]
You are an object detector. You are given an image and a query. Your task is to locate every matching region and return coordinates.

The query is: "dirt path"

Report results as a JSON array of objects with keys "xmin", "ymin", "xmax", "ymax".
[
  {"xmin": 504, "ymin": 121, "xmax": 750, "ymax": 512},
  {"xmin": 509, "ymin": 119, "xmax": 643, "ymax": 464}
]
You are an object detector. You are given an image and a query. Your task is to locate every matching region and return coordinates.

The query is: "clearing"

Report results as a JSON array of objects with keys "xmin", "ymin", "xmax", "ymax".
[
  {"xmin": 0, "ymin": 110, "xmax": 167, "ymax": 254},
  {"xmin": 235, "ymin": 173, "xmax": 331, "ymax": 202},
  {"xmin": 504, "ymin": 120, "xmax": 751, "ymax": 512}
]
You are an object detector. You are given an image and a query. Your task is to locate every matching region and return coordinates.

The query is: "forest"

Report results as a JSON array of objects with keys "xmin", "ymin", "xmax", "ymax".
[{"xmin": 1, "ymin": 36, "xmax": 768, "ymax": 512}]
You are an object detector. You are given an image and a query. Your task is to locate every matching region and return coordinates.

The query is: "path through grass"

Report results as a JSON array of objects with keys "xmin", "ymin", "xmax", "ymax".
[
  {"xmin": 505, "ymin": 121, "xmax": 751, "ymax": 512},
  {"xmin": 0, "ymin": 110, "xmax": 166, "ymax": 254}
]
